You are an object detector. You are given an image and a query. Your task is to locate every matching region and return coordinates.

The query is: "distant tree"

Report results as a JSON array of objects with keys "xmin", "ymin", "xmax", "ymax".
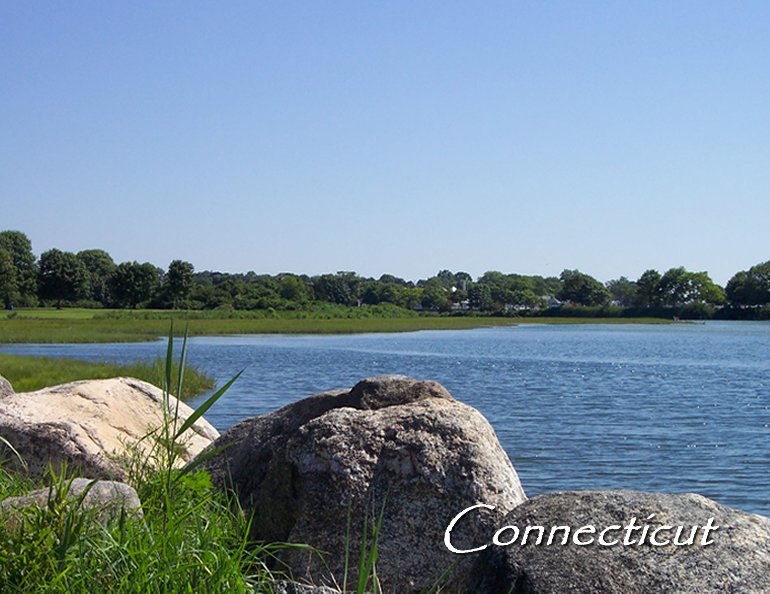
[
  {"xmin": 606, "ymin": 276, "xmax": 638, "ymax": 307},
  {"xmin": 312, "ymin": 272, "xmax": 361, "ymax": 306},
  {"xmin": 468, "ymin": 283, "xmax": 493, "ymax": 310},
  {"xmin": 0, "ymin": 230, "xmax": 38, "ymax": 306},
  {"xmin": 658, "ymin": 267, "xmax": 690, "ymax": 307},
  {"xmin": 165, "ymin": 259, "xmax": 195, "ymax": 309},
  {"xmin": 473, "ymin": 271, "xmax": 551, "ymax": 310},
  {"xmin": 77, "ymin": 249, "xmax": 116, "ymax": 305},
  {"xmin": 726, "ymin": 261, "xmax": 770, "ymax": 306},
  {"xmin": 110, "ymin": 261, "xmax": 162, "ymax": 308},
  {"xmin": 279, "ymin": 274, "xmax": 313, "ymax": 303},
  {"xmin": 359, "ymin": 280, "xmax": 383, "ymax": 306},
  {"xmin": 38, "ymin": 249, "xmax": 90, "ymax": 308},
  {"xmin": 477, "ymin": 271, "xmax": 507, "ymax": 287},
  {"xmin": 0, "ymin": 247, "xmax": 18, "ymax": 308},
  {"xmin": 557, "ymin": 269, "xmax": 611, "ymax": 306},
  {"xmin": 476, "ymin": 271, "xmax": 511, "ymax": 309},
  {"xmin": 378, "ymin": 274, "xmax": 408, "ymax": 286},
  {"xmin": 420, "ymin": 281, "xmax": 451, "ymax": 310},
  {"xmin": 388, "ymin": 286, "xmax": 421, "ymax": 309},
  {"xmin": 455, "ymin": 271, "xmax": 472, "ymax": 282},
  {"xmin": 688, "ymin": 271, "xmax": 725, "ymax": 305},
  {"xmin": 635, "ymin": 269, "xmax": 662, "ymax": 307},
  {"xmin": 434, "ymin": 270, "xmax": 456, "ymax": 287},
  {"xmin": 528, "ymin": 275, "xmax": 562, "ymax": 297},
  {"xmin": 377, "ymin": 283, "xmax": 401, "ymax": 306},
  {"xmin": 657, "ymin": 267, "xmax": 724, "ymax": 307}
]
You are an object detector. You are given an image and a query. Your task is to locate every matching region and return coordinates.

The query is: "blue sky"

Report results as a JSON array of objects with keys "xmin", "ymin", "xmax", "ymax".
[{"xmin": 2, "ymin": 1, "xmax": 768, "ymax": 285}]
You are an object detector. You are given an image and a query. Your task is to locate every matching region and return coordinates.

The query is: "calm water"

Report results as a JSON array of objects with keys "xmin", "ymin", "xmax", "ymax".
[{"xmin": 2, "ymin": 321, "xmax": 769, "ymax": 515}]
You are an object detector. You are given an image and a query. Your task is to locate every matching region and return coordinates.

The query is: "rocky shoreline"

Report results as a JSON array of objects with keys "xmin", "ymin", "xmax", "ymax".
[{"xmin": 1, "ymin": 373, "xmax": 769, "ymax": 593}]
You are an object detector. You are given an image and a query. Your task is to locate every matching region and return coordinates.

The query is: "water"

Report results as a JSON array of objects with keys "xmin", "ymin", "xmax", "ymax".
[{"xmin": 2, "ymin": 321, "xmax": 769, "ymax": 515}]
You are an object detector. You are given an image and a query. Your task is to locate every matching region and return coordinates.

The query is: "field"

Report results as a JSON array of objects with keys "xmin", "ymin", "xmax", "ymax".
[{"xmin": 0, "ymin": 308, "xmax": 671, "ymax": 344}]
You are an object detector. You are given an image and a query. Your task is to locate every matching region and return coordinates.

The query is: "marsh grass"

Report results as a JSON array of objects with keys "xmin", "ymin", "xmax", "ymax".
[
  {"xmin": 0, "ymin": 305, "xmax": 672, "ymax": 344},
  {"xmin": 0, "ymin": 309, "xmax": 524, "ymax": 343},
  {"xmin": 0, "ymin": 353, "xmax": 215, "ymax": 397}
]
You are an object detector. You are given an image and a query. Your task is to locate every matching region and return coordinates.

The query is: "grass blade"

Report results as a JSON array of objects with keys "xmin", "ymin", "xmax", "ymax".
[
  {"xmin": 173, "ymin": 370, "xmax": 244, "ymax": 441},
  {"xmin": 172, "ymin": 324, "xmax": 189, "ymax": 436}
]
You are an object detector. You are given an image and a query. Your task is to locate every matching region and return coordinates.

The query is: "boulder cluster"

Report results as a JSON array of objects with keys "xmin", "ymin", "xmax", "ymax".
[{"xmin": 1, "ymin": 372, "xmax": 769, "ymax": 593}]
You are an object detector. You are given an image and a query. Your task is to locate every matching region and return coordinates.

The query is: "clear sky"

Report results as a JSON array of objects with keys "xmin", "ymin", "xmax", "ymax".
[{"xmin": 2, "ymin": 1, "xmax": 768, "ymax": 285}]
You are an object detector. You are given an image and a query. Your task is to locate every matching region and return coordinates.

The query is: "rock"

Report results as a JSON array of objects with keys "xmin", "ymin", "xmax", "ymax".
[
  {"xmin": 1, "ymin": 477, "xmax": 142, "ymax": 531},
  {"xmin": 0, "ymin": 377, "xmax": 219, "ymax": 480},
  {"xmin": 0, "ymin": 374, "xmax": 13, "ymax": 398},
  {"xmin": 204, "ymin": 375, "xmax": 526, "ymax": 593},
  {"xmin": 267, "ymin": 581, "xmax": 342, "ymax": 594},
  {"xmin": 468, "ymin": 490, "xmax": 770, "ymax": 594}
]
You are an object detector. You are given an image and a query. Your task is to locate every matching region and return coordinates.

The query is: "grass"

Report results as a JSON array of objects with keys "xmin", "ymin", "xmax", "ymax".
[
  {"xmin": 0, "ymin": 467, "xmax": 274, "ymax": 594},
  {"xmin": 0, "ymin": 353, "xmax": 215, "ymax": 397},
  {"xmin": 0, "ymin": 308, "xmax": 671, "ymax": 344}
]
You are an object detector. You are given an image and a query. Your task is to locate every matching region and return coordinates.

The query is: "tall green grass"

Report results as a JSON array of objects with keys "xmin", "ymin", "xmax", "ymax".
[
  {"xmin": 0, "ymin": 353, "xmax": 215, "ymax": 398},
  {"xmin": 0, "ymin": 465, "xmax": 277, "ymax": 593}
]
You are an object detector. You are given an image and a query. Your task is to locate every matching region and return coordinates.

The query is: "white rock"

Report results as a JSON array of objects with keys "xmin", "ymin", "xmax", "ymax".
[{"xmin": 0, "ymin": 377, "xmax": 219, "ymax": 480}]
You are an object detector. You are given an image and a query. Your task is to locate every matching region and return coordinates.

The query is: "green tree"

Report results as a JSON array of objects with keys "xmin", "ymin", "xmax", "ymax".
[
  {"xmin": 726, "ymin": 261, "xmax": 770, "ymax": 306},
  {"xmin": 659, "ymin": 267, "xmax": 724, "ymax": 307},
  {"xmin": 0, "ymin": 230, "xmax": 38, "ymax": 306},
  {"xmin": 606, "ymin": 276, "xmax": 638, "ymax": 307},
  {"xmin": 468, "ymin": 283, "xmax": 493, "ymax": 310},
  {"xmin": 420, "ymin": 281, "xmax": 451, "ymax": 310},
  {"xmin": 0, "ymin": 247, "xmax": 18, "ymax": 308},
  {"xmin": 658, "ymin": 267, "xmax": 690, "ymax": 306},
  {"xmin": 165, "ymin": 260, "xmax": 195, "ymax": 309},
  {"xmin": 38, "ymin": 249, "xmax": 90, "ymax": 308},
  {"xmin": 279, "ymin": 274, "xmax": 313, "ymax": 304},
  {"xmin": 532, "ymin": 276, "xmax": 563, "ymax": 298},
  {"xmin": 110, "ymin": 261, "xmax": 162, "ymax": 308},
  {"xmin": 688, "ymin": 271, "xmax": 725, "ymax": 305},
  {"xmin": 312, "ymin": 272, "xmax": 361, "ymax": 306},
  {"xmin": 77, "ymin": 249, "xmax": 116, "ymax": 305},
  {"xmin": 557, "ymin": 269, "xmax": 611, "ymax": 306},
  {"xmin": 635, "ymin": 269, "xmax": 662, "ymax": 307}
]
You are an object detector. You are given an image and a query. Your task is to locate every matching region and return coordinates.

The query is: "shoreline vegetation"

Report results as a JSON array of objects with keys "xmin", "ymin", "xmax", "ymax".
[
  {"xmin": 0, "ymin": 307, "xmax": 676, "ymax": 344},
  {"xmin": 2, "ymin": 231, "xmax": 770, "ymax": 325},
  {"xmin": 0, "ymin": 352, "xmax": 215, "ymax": 397}
]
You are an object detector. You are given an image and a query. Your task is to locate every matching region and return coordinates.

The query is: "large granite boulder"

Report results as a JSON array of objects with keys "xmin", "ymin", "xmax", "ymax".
[
  {"xmin": 1, "ymin": 478, "xmax": 143, "ymax": 532},
  {"xmin": 0, "ymin": 377, "xmax": 219, "ymax": 480},
  {"xmin": 204, "ymin": 375, "xmax": 526, "ymax": 593},
  {"xmin": 468, "ymin": 490, "xmax": 770, "ymax": 594}
]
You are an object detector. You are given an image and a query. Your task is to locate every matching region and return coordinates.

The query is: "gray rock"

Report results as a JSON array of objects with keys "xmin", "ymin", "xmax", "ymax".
[
  {"xmin": 1, "ymin": 477, "xmax": 143, "ymax": 531},
  {"xmin": 266, "ymin": 581, "xmax": 343, "ymax": 594},
  {"xmin": 0, "ymin": 377, "xmax": 219, "ymax": 480},
  {"xmin": 468, "ymin": 490, "xmax": 770, "ymax": 594},
  {"xmin": 204, "ymin": 375, "xmax": 526, "ymax": 593},
  {"xmin": 0, "ymin": 374, "xmax": 13, "ymax": 398}
]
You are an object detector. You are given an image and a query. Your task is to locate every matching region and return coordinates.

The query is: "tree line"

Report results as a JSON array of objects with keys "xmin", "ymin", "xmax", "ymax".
[{"xmin": 1, "ymin": 230, "xmax": 769, "ymax": 318}]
